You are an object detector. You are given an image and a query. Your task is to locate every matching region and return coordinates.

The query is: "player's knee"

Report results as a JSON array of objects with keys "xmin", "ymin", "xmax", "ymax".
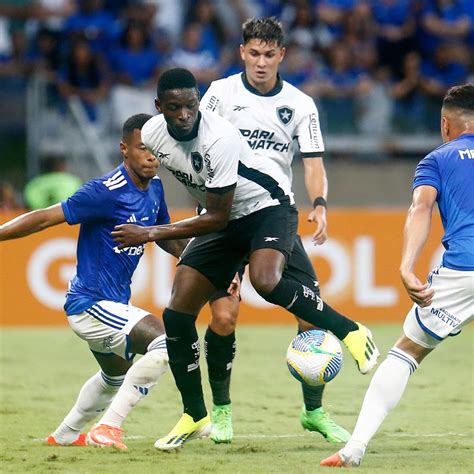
[
  {"xmin": 128, "ymin": 350, "xmax": 169, "ymax": 386},
  {"xmin": 210, "ymin": 311, "xmax": 237, "ymax": 335},
  {"xmin": 249, "ymin": 270, "xmax": 280, "ymax": 296}
]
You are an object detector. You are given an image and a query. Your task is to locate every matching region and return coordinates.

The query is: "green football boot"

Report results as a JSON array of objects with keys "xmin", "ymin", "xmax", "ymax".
[
  {"xmin": 301, "ymin": 407, "xmax": 350, "ymax": 443},
  {"xmin": 210, "ymin": 404, "xmax": 233, "ymax": 444}
]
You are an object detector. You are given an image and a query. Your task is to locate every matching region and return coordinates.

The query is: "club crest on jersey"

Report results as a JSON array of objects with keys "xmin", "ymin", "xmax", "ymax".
[
  {"xmin": 277, "ymin": 106, "xmax": 294, "ymax": 125},
  {"xmin": 191, "ymin": 152, "xmax": 203, "ymax": 173}
]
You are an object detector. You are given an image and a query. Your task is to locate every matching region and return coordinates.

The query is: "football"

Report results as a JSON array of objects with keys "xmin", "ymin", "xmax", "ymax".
[{"xmin": 286, "ymin": 329, "xmax": 343, "ymax": 386}]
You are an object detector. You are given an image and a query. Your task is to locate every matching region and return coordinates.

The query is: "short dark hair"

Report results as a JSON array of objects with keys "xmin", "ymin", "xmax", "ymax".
[
  {"xmin": 242, "ymin": 17, "xmax": 284, "ymax": 47},
  {"xmin": 443, "ymin": 84, "xmax": 474, "ymax": 112},
  {"xmin": 157, "ymin": 68, "xmax": 198, "ymax": 99},
  {"xmin": 122, "ymin": 113, "xmax": 152, "ymax": 141}
]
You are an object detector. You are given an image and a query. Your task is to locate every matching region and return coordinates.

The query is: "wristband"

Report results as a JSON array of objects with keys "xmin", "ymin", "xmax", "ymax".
[{"xmin": 312, "ymin": 196, "xmax": 327, "ymax": 209}]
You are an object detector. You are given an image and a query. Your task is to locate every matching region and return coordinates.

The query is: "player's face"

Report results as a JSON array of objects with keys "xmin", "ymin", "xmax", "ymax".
[
  {"xmin": 120, "ymin": 129, "xmax": 158, "ymax": 181},
  {"xmin": 240, "ymin": 39, "xmax": 285, "ymax": 91},
  {"xmin": 155, "ymin": 88, "xmax": 200, "ymax": 139}
]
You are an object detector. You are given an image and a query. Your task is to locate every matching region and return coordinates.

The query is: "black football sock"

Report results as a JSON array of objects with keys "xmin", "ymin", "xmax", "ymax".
[
  {"xmin": 297, "ymin": 328, "xmax": 324, "ymax": 411},
  {"xmin": 205, "ymin": 326, "xmax": 235, "ymax": 406},
  {"xmin": 162, "ymin": 308, "xmax": 207, "ymax": 422},
  {"xmin": 264, "ymin": 278, "xmax": 358, "ymax": 340}
]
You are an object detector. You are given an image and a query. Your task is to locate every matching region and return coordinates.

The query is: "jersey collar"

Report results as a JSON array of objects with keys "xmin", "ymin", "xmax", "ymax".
[
  {"xmin": 241, "ymin": 72, "xmax": 283, "ymax": 97},
  {"xmin": 167, "ymin": 112, "xmax": 201, "ymax": 142}
]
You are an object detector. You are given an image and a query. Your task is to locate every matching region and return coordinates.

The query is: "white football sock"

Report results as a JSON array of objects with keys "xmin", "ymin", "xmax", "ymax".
[
  {"xmin": 342, "ymin": 347, "xmax": 419, "ymax": 463},
  {"xmin": 51, "ymin": 371, "xmax": 124, "ymax": 444},
  {"xmin": 97, "ymin": 335, "xmax": 168, "ymax": 428}
]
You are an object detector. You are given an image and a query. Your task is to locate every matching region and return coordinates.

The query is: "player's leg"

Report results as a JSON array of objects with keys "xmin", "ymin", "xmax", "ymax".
[
  {"xmin": 285, "ymin": 237, "xmax": 349, "ymax": 442},
  {"xmin": 155, "ymin": 230, "xmax": 246, "ymax": 451},
  {"xmin": 154, "ymin": 265, "xmax": 216, "ymax": 450},
  {"xmin": 207, "ymin": 290, "xmax": 239, "ymax": 443},
  {"xmin": 248, "ymin": 206, "xmax": 379, "ymax": 374},
  {"xmin": 88, "ymin": 312, "xmax": 168, "ymax": 449},
  {"xmin": 320, "ymin": 334, "xmax": 429, "ymax": 467},
  {"xmin": 321, "ymin": 267, "xmax": 474, "ymax": 467},
  {"xmin": 47, "ymin": 351, "xmax": 130, "ymax": 447}
]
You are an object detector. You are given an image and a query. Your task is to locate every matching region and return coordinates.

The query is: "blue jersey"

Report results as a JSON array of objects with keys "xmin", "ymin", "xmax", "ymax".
[
  {"xmin": 413, "ymin": 133, "xmax": 474, "ymax": 271},
  {"xmin": 61, "ymin": 164, "xmax": 170, "ymax": 315}
]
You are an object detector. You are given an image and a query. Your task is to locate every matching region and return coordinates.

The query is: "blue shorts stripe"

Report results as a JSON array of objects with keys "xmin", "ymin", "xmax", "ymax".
[
  {"xmin": 86, "ymin": 308, "xmax": 123, "ymax": 330},
  {"xmin": 90, "ymin": 305, "xmax": 127, "ymax": 329},
  {"xmin": 95, "ymin": 303, "xmax": 128, "ymax": 322},
  {"xmin": 415, "ymin": 307, "xmax": 444, "ymax": 341}
]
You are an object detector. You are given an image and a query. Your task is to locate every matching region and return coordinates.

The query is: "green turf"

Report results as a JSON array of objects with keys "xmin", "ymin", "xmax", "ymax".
[{"xmin": 0, "ymin": 325, "xmax": 472, "ymax": 473}]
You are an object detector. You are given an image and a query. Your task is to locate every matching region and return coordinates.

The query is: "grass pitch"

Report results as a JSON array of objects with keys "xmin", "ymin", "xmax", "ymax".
[{"xmin": 0, "ymin": 324, "xmax": 472, "ymax": 473}]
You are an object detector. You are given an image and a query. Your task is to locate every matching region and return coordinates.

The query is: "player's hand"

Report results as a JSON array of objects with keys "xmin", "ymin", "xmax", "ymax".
[
  {"xmin": 307, "ymin": 207, "xmax": 327, "ymax": 245},
  {"xmin": 111, "ymin": 224, "xmax": 150, "ymax": 249},
  {"xmin": 227, "ymin": 272, "xmax": 241, "ymax": 298},
  {"xmin": 400, "ymin": 270, "xmax": 434, "ymax": 307}
]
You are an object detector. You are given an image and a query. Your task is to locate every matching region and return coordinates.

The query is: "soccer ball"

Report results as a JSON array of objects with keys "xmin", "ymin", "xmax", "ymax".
[{"xmin": 286, "ymin": 330, "xmax": 343, "ymax": 386}]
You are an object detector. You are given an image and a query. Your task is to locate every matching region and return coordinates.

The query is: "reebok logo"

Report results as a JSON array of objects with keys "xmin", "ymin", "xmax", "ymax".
[
  {"xmin": 233, "ymin": 105, "xmax": 249, "ymax": 111},
  {"xmin": 264, "ymin": 237, "xmax": 279, "ymax": 242}
]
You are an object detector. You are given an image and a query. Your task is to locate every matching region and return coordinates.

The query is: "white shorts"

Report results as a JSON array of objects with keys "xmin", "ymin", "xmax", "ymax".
[
  {"xmin": 403, "ymin": 266, "xmax": 474, "ymax": 349},
  {"xmin": 68, "ymin": 301, "xmax": 150, "ymax": 360}
]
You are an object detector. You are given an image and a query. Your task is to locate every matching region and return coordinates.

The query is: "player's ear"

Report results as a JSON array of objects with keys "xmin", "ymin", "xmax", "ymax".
[
  {"xmin": 279, "ymin": 46, "xmax": 286, "ymax": 63},
  {"xmin": 440, "ymin": 115, "xmax": 449, "ymax": 142},
  {"xmin": 155, "ymin": 97, "xmax": 162, "ymax": 113},
  {"xmin": 119, "ymin": 140, "xmax": 127, "ymax": 159},
  {"xmin": 239, "ymin": 44, "xmax": 245, "ymax": 61}
]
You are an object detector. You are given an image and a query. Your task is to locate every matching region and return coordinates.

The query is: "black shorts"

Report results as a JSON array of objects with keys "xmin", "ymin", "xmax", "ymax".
[
  {"xmin": 179, "ymin": 204, "xmax": 298, "ymax": 290},
  {"xmin": 208, "ymin": 234, "xmax": 320, "ymax": 302},
  {"xmin": 283, "ymin": 234, "xmax": 320, "ymax": 296}
]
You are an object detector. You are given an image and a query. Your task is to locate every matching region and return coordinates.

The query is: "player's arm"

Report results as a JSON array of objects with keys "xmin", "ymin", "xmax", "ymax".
[
  {"xmin": 0, "ymin": 203, "xmax": 66, "ymax": 241},
  {"xmin": 112, "ymin": 189, "xmax": 234, "ymax": 248},
  {"xmin": 155, "ymin": 239, "xmax": 190, "ymax": 258},
  {"xmin": 400, "ymin": 185, "xmax": 437, "ymax": 307},
  {"xmin": 302, "ymin": 156, "xmax": 328, "ymax": 245}
]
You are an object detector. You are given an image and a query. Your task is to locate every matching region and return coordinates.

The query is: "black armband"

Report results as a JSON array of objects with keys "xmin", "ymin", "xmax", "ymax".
[{"xmin": 312, "ymin": 196, "xmax": 327, "ymax": 209}]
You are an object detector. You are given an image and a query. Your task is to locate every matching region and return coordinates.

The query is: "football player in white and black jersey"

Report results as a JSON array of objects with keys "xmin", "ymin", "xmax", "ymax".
[
  {"xmin": 197, "ymin": 17, "xmax": 379, "ymax": 444},
  {"xmin": 112, "ymin": 68, "xmax": 380, "ymax": 451}
]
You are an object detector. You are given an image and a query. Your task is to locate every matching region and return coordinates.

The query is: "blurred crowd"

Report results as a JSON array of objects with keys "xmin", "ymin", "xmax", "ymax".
[
  {"xmin": 0, "ymin": 0, "xmax": 473, "ymax": 135},
  {"xmin": 0, "ymin": 0, "xmax": 473, "ymax": 211}
]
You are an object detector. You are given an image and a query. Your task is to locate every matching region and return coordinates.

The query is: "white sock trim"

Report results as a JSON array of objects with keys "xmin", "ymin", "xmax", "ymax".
[
  {"xmin": 101, "ymin": 371, "xmax": 125, "ymax": 387},
  {"xmin": 387, "ymin": 347, "xmax": 419, "ymax": 375},
  {"xmin": 147, "ymin": 334, "xmax": 167, "ymax": 353}
]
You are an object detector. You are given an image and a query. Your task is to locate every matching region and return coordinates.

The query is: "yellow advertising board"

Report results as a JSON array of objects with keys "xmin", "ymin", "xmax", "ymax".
[{"xmin": 0, "ymin": 208, "xmax": 444, "ymax": 326}]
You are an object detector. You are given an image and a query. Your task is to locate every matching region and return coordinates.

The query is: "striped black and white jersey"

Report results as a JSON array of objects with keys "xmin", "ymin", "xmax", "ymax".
[
  {"xmin": 201, "ymin": 73, "xmax": 325, "ymax": 191},
  {"xmin": 141, "ymin": 110, "xmax": 294, "ymax": 220}
]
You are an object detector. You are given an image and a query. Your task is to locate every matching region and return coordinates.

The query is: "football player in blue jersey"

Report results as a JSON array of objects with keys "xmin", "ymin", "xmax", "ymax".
[
  {"xmin": 0, "ymin": 114, "xmax": 186, "ymax": 450},
  {"xmin": 321, "ymin": 84, "xmax": 474, "ymax": 468}
]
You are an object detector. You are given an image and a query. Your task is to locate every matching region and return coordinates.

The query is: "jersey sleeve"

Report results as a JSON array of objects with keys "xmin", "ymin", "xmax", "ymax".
[
  {"xmin": 204, "ymin": 134, "xmax": 239, "ymax": 193},
  {"xmin": 294, "ymin": 99, "xmax": 325, "ymax": 156},
  {"xmin": 61, "ymin": 180, "xmax": 116, "ymax": 224},
  {"xmin": 413, "ymin": 152, "xmax": 441, "ymax": 193},
  {"xmin": 200, "ymin": 81, "xmax": 223, "ymax": 115}
]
